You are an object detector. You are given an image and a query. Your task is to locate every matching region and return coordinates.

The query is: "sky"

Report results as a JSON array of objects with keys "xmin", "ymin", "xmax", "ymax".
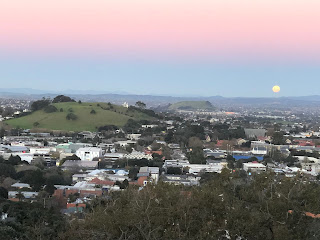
[{"xmin": 0, "ymin": 0, "xmax": 319, "ymax": 97}]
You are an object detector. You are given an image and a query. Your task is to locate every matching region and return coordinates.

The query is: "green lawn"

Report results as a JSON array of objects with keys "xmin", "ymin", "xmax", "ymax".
[
  {"xmin": 169, "ymin": 101, "xmax": 215, "ymax": 111},
  {"xmin": 6, "ymin": 102, "xmax": 151, "ymax": 132}
]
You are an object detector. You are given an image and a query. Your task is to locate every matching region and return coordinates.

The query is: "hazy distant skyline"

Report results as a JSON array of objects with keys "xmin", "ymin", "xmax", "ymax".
[{"xmin": 1, "ymin": 0, "xmax": 319, "ymax": 97}]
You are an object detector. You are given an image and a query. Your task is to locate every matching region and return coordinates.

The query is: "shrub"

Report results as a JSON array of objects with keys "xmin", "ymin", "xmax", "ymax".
[
  {"xmin": 90, "ymin": 109, "xmax": 96, "ymax": 114},
  {"xmin": 66, "ymin": 113, "xmax": 78, "ymax": 121},
  {"xmin": 44, "ymin": 105, "xmax": 58, "ymax": 113}
]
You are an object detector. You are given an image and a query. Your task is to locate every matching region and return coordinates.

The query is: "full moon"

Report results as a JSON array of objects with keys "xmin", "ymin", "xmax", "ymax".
[{"xmin": 272, "ymin": 85, "xmax": 280, "ymax": 93}]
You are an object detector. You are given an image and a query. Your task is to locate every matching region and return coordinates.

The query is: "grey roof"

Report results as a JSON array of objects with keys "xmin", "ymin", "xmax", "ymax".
[
  {"xmin": 0, "ymin": 145, "xmax": 29, "ymax": 152},
  {"xmin": 62, "ymin": 160, "xmax": 98, "ymax": 168},
  {"xmin": 137, "ymin": 173, "xmax": 149, "ymax": 177},
  {"xmin": 11, "ymin": 183, "xmax": 31, "ymax": 188}
]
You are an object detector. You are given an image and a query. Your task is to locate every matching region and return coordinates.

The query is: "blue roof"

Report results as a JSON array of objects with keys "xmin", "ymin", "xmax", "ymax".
[{"xmin": 233, "ymin": 155, "xmax": 263, "ymax": 161}]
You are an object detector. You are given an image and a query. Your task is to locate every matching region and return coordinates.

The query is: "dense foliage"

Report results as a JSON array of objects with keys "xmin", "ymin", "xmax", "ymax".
[
  {"xmin": 52, "ymin": 95, "xmax": 75, "ymax": 103},
  {"xmin": 62, "ymin": 171, "xmax": 320, "ymax": 240},
  {"xmin": 0, "ymin": 201, "xmax": 66, "ymax": 239},
  {"xmin": 30, "ymin": 98, "xmax": 51, "ymax": 112}
]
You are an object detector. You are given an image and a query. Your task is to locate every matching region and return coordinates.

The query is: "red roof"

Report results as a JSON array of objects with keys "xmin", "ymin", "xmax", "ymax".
[{"xmin": 89, "ymin": 178, "xmax": 115, "ymax": 186}]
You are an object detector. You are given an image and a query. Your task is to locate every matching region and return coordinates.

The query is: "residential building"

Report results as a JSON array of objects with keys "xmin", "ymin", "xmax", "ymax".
[{"xmin": 76, "ymin": 147, "xmax": 103, "ymax": 161}]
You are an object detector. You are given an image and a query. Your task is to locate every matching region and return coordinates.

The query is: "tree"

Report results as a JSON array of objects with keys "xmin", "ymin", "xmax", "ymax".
[
  {"xmin": 123, "ymin": 119, "xmax": 140, "ymax": 133},
  {"xmin": 52, "ymin": 95, "xmax": 75, "ymax": 103},
  {"xmin": 125, "ymin": 145, "xmax": 133, "ymax": 153},
  {"xmin": 188, "ymin": 137, "xmax": 203, "ymax": 149},
  {"xmin": 30, "ymin": 98, "xmax": 51, "ymax": 111},
  {"xmin": 128, "ymin": 167, "xmax": 139, "ymax": 180},
  {"xmin": 0, "ymin": 187, "xmax": 8, "ymax": 199},
  {"xmin": 8, "ymin": 155, "xmax": 21, "ymax": 165},
  {"xmin": 44, "ymin": 105, "xmax": 58, "ymax": 113},
  {"xmin": 78, "ymin": 100, "xmax": 82, "ymax": 104},
  {"xmin": 135, "ymin": 101, "xmax": 146, "ymax": 109},
  {"xmin": 44, "ymin": 183, "xmax": 56, "ymax": 195},
  {"xmin": 16, "ymin": 191, "xmax": 24, "ymax": 201},
  {"xmin": 22, "ymin": 170, "xmax": 45, "ymax": 191},
  {"xmin": 33, "ymin": 122, "xmax": 40, "ymax": 127},
  {"xmin": 0, "ymin": 163, "xmax": 16, "ymax": 178},
  {"xmin": 187, "ymin": 148, "xmax": 206, "ymax": 164},
  {"xmin": 0, "ymin": 127, "xmax": 5, "ymax": 138},
  {"xmin": 272, "ymin": 131, "xmax": 286, "ymax": 145},
  {"xmin": 167, "ymin": 167, "xmax": 182, "ymax": 175},
  {"xmin": 66, "ymin": 113, "xmax": 78, "ymax": 121}
]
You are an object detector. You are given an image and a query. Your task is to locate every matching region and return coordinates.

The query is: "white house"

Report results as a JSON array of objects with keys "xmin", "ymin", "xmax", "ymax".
[
  {"xmin": 126, "ymin": 134, "xmax": 142, "ymax": 140},
  {"xmin": 187, "ymin": 164, "xmax": 224, "ymax": 175},
  {"xmin": 243, "ymin": 162, "xmax": 266, "ymax": 173},
  {"xmin": 76, "ymin": 147, "xmax": 103, "ymax": 161},
  {"xmin": 124, "ymin": 151, "xmax": 153, "ymax": 160}
]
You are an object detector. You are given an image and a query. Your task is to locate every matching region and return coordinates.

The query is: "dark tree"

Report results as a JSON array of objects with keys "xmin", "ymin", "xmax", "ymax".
[
  {"xmin": 167, "ymin": 167, "xmax": 182, "ymax": 175},
  {"xmin": 272, "ymin": 131, "xmax": 286, "ymax": 145},
  {"xmin": 21, "ymin": 170, "xmax": 45, "ymax": 191},
  {"xmin": 30, "ymin": 98, "xmax": 51, "ymax": 111},
  {"xmin": 8, "ymin": 155, "xmax": 21, "ymax": 165},
  {"xmin": 0, "ymin": 187, "xmax": 8, "ymax": 199},
  {"xmin": 0, "ymin": 163, "xmax": 16, "ymax": 178},
  {"xmin": 52, "ymin": 95, "xmax": 75, "ymax": 103},
  {"xmin": 44, "ymin": 105, "xmax": 58, "ymax": 113},
  {"xmin": 66, "ymin": 113, "xmax": 78, "ymax": 121},
  {"xmin": 135, "ymin": 101, "xmax": 146, "ymax": 109}
]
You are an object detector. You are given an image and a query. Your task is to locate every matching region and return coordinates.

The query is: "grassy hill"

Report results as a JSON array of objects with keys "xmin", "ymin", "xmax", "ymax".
[
  {"xmin": 168, "ymin": 101, "xmax": 215, "ymax": 111},
  {"xmin": 6, "ymin": 102, "xmax": 152, "ymax": 132}
]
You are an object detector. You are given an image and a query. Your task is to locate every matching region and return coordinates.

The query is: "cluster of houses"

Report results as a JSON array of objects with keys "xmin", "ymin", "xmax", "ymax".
[{"xmin": 2, "ymin": 106, "xmax": 320, "ymax": 214}]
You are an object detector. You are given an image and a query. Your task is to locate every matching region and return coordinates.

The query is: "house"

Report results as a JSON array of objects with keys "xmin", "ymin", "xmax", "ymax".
[
  {"xmin": 137, "ymin": 167, "xmax": 159, "ymax": 184},
  {"xmin": 115, "ymin": 140, "xmax": 137, "ymax": 147},
  {"xmin": 11, "ymin": 183, "xmax": 31, "ymax": 190},
  {"xmin": 142, "ymin": 125, "xmax": 158, "ymax": 129},
  {"xmin": 162, "ymin": 175, "xmax": 201, "ymax": 186},
  {"xmin": 243, "ymin": 162, "xmax": 266, "ymax": 173},
  {"xmin": 126, "ymin": 134, "xmax": 141, "ymax": 140},
  {"xmin": 124, "ymin": 151, "xmax": 153, "ymax": 160},
  {"xmin": 76, "ymin": 147, "xmax": 103, "ymax": 161},
  {"xmin": 8, "ymin": 191, "xmax": 38, "ymax": 202},
  {"xmin": 61, "ymin": 160, "xmax": 98, "ymax": 170},
  {"xmin": 244, "ymin": 129, "xmax": 266, "ymax": 139},
  {"xmin": 251, "ymin": 146, "xmax": 268, "ymax": 155},
  {"xmin": 104, "ymin": 153, "xmax": 125, "ymax": 160},
  {"xmin": 186, "ymin": 164, "xmax": 224, "ymax": 175},
  {"xmin": 203, "ymin": 149, "xmax": 226, "ymax": 159}
]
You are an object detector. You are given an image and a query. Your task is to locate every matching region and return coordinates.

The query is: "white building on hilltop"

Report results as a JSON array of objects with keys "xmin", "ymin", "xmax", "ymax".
[
  {"xmin": 122, "ymin": 102, "xmax": 129, "ymax": 108},
  {"xmin": 76, "ymin": 147, "xmax": 103, "ymax": 161}
]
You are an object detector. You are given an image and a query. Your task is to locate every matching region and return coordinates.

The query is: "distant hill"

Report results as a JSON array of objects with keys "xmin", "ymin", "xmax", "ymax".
[
  {"xmin": 168, "ymin": 101, "xmax": 215, "ymax": 111},
  {"xmin": 5, "ymin": 102, "xmax": 152, "ymax": 132}
]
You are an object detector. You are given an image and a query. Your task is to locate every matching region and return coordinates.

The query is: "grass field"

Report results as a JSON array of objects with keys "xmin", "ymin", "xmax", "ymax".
[
  {"xmin": 6, "ymin": 102, "xmax": 152, "ymax": 132},
  {"xmin": 169, "ymin": 101, "xmax": 215, "ymax": 111}
]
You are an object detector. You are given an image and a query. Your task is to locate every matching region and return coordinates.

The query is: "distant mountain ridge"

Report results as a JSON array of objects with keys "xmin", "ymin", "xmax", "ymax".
[{"xmin": 0, "ymin": 88, "xmax": 320, "ymax": 108}]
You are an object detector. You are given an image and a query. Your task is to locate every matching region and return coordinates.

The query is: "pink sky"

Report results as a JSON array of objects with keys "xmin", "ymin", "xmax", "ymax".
[{"xmin": 1, "ymin": 0, "xmax": 320, "ymax": 60}]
